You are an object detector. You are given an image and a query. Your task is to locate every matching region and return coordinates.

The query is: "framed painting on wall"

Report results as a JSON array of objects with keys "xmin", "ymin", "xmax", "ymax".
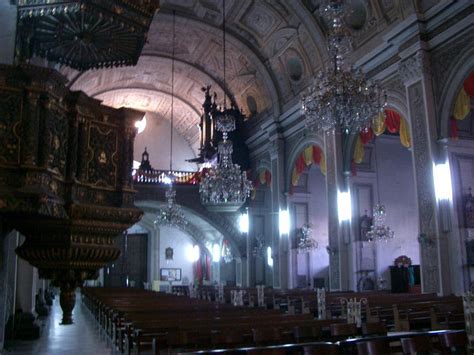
[{"xmin": 160, "ymin": 268, "xmax": 182, "ymax": 281}]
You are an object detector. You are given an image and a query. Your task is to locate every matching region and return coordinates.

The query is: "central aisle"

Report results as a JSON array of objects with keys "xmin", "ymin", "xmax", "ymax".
[{"xmin": 5, "ymin": 290, "xmax": 117, "ymax": 355}]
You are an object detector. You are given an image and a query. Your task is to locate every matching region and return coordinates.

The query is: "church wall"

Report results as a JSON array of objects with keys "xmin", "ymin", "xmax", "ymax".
[
  {"xmin": 447, "ymin": 139, "xmax": 474, "ymax": 293},
  {"xmin": 134, "ymin": 113, "xmax": 198, "ymax": 172},
  {"xmin": 157, "ymin": 226, "xmax": 195, "ymax": 286},
  {"xmin": 374, "ymin": 137, "xmax": 420, "ymax": 286},
  {"xmin": 289, "ymin": 166, "xmax": 329, "ymax": 288},
  {"xmin": 351, "ymin": 136, "xmax": 419, "ymax": 289},
  {"xmin": 0, "ymin": 2, "xmax": 16, "ymax": 65}
]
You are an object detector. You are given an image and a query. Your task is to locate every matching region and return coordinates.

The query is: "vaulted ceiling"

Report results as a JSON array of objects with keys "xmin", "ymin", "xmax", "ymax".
[{"xmin": 62, "ymin": 0, "xmax": 419, "ymax": 152}]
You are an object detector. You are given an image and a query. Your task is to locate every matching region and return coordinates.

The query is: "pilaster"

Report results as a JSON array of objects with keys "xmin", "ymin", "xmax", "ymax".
[
  {"xmin": 398, "ymin": 50, "xmax": 448, "ymax": 294},
  {"xmin": 269, "ymin": 137, "xmax": 286, "ymax": 288}
]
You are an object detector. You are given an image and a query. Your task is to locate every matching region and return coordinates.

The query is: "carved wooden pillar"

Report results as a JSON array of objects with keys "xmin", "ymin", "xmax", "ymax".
[{"xmin": 398, "ymin": 50, "xmax": 448, "ymax": 294}]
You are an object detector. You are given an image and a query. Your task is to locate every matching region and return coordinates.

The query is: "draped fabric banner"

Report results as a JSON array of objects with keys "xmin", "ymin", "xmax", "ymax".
[
  {"xmin": 453, "ymin": 88, "xmax": 471, "ymax": 120},
  {"xmin": 352, "ymin": 109, "xmax": 411, "ymax": 175},
  {"xmin": 353, "ymin": 136, "xmax": 365, "ymax": 164},
  {"xmin": 450, "ymin": 72, "xmax": 474, "ymax": 139},
  {"xmin": 251, "ymin": 169, "xmax": 271, "ymax": 199},
  {"xmin": 372, "ymin": 111, "xmax": 386, "ymax": 136},
  {"xmin": 385, "ymin": 109, "xmax": 401, "ymax": 133},
  {"xmin": 291, "ymin": 145, "xmax": 325, "ymax": 188}
]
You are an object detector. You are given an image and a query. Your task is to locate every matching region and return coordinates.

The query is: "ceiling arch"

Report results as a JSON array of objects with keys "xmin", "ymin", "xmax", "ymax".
[{"xmin": 62, "ymin": 0, "xmax": 330, "ymax": 143}]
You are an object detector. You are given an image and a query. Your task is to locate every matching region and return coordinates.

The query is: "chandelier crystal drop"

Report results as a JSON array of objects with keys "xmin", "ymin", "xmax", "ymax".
[
  {"xmin": 155, "ymin": 184, "xmax": 188, "ymax": 229},
  {"xmin": 302, "ymin": 0, "xmax": 386, "ymax": 133},
  {"xmin": 297, "ymin": 223, "xmax": 318, "ymax": 253},
  {"xmin": 366, "ymin": 204, "xmax": 394, "ymax": 243}
]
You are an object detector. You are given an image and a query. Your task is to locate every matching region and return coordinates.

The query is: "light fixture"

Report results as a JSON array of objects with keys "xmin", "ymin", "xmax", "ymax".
[
  {"xmin": 198, "ymin": 0, "xmax": 253, "ymax": 212},
  {"xmin": 297, "ymin": 223, "xmax": 318, "ymax": 253},
  {"xmin": 187, "ymin": 244, "xmax": 200, "ymax": 263},
  {"xmin": 279, "ymin": 209, "xmax": 290, "ymax": 236},
  {"xmin": 337, "ymin": 190, "xmax": 352, "ymax": 222},
  {"xmin": 154, "ymin": 11, "xmax": 187, "ymax": 229},
  {"xmin": 221, "ymin": 240, "xmax": 233, "ymax": 263},
  {"xmin": 301, "ymin": 0, "xmax": 386, "ymax": 133},
  {"xmin": 267, "ymin": 246, "xmax": 273, "ymax": 267},
  {"xmin": 134, "ymin": 115, "xmax": 147, "ymax": 134},
  {"xmin": 239, "ymin": 210, "xmax": 249, "ymax": 234},
  {"xmin": 366, "ymin": 142, "xmax": 394, "ymax": 242},
  {"xmin": 433, "ymin": 162, "xmax": 453, "ymax": 201},
  {"xmin": 212, "ymin": 243, "xmax": 221, "ymax": 263}
]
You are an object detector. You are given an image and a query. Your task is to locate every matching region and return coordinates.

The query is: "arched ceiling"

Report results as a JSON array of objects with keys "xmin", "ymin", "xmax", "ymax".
[{"xmin": 62, "ymin": 0, "xmax": 406, "ymax": 153}]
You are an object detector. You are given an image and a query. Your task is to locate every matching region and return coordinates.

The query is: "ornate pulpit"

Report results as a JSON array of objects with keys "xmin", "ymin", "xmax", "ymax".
[{"xmin": 0, "ymin": 64, "xmax": 143, "ymax": 324}]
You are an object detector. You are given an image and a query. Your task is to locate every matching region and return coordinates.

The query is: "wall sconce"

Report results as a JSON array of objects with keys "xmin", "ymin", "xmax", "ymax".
[
  {"xmin": 239, "ymin": 210, "xmax": 249, "ymax": 234},
  {"xmin": 433, "ymin": 162, "xmax": 453, "ymax": 202},
  {"xmin": 186, "ymin": 244, "xmax": 200, "ymax": 262},
  {"xmin": 267, "ymin": 246, "xmax": 274, "ymax": 267},
  {"xmin": 279, "ymin": 209, "xmax": 290, "ymax": 236},
  {"xmin": 212, "ymin": 243, "xmax": 221, "ymax": 263},
  {"xmin": 337, "ymin": 190, "xmax": 352, "ymax": 222},
  {"xmin": 134, "ymin": 115, "xmax": 147, "ymax": 134},
  {"xmin": 417, "ymin": 233, "xmax": 436, "ymax": 248},
  {"xmin": 326, "ymin": 246, "xmax": 338, "ymax": 256},
  {"xmin": 433, "ymin": 161, "xmax": 453, "ymax": 232}
]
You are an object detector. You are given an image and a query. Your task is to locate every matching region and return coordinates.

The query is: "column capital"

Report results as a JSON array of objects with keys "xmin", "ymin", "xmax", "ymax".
[{"xmin": 398, "ymin": 51, "xmax": 431, "ymax": 86}]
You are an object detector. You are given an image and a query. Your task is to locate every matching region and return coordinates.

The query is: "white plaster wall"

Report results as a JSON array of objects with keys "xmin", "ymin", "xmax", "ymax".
[
  {"xmin": 0, "ymin": 3, "xmax": 17, "ymax": 65},
  {"xmin": 134, "ymin": 112, "xmax": 198, "ymax": 171},
  {"xmin": 157, "ymin": 226, "xmax": 195, "ymax": 285},
  {"xmin": 374, "ymin": 137, "xmax": 419, "ymax": 284},
  {"xmin": 308, "ymin": 167, "xmax": 330, "ymax": 281}
]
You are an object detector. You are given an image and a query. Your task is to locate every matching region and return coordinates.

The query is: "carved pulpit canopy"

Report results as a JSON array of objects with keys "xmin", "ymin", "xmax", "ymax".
[
  {"xmin": 0, "ymin": 64, "xmax": 143, "ymax": 324},
  {"xmin": 16, "ymin": 0, "xmax": 160, "ymax": 70}
]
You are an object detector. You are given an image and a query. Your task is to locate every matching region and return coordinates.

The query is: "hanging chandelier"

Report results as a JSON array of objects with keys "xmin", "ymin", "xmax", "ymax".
[
  {"xmin": 199, "ymin": 0, "xmax": 253, "ymax": 212},
  {"xmin": 154, "ymin": 11, "xmax": 187, "ymax": 229},
  {"xmin": 366, "ymin": 142, "xmax": 394, "ymax": 243},
  {"xmin": 301, "ymin": 0, "xmax": 386, "ymax": 133},
  {"xmin": 222, "ymin": 240, "xmax": 233, "ymax": 264},
  {"xmin": 297, "ymin": 224, "xmax": 318, "ymax": 253},
  {"xmin": 366, "ymin": 204, "xmax": 394, "ymax": 242}
]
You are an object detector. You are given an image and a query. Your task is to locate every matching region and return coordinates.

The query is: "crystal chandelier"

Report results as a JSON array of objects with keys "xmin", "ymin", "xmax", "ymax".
[
  {"xmin": 253, "ymin": 234, "xmax": 265, "ymax": 257},
  {"xmin": 199, "ymin": 0, "xmax": 253, "ymax": 212},
  {"xmin": 366, "ymin": 142, "xmax": 394, "ymax": 242},
  {"xmin": 366, "ymin": 204, "xmax": 394, "ymax": 242},
  {"xmin": 297, "ymin": 223, "xmax": 318, "ymax": 253},
  {"xmin": 222, "ymin": 240, "xmax": 233, "ymax": 263},
  {"xmin": 155, "ymin": 11, "xmax": 187, "ymax": 229},
  {"xmin": 301, "ymin": 0, "xmax": 386, "ymax": 133},
  {"xmin": 155, "ymin": 185, "xmax": 187, "ymax": 228}
]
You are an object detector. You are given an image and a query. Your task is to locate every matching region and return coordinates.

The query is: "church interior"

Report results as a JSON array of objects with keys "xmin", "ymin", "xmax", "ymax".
[{"xmin": 0, "ymin": 0, "xmax": 473, "ymax": 354}]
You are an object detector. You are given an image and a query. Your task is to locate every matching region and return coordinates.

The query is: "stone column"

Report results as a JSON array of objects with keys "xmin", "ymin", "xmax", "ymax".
[
  {"xmin": 269, "ymin": 137, "xmax": 286, "ymax": 288},
  {"xmin": 0, "ymin": 2, "xmax": 17, "ymax": 65},
  {"xmin": 325, "ymin": 131, "xmax": 351, "ymax": 290},
  {"xmin": 398, "ymin": 50, "xmax": 448, "ymax": 294},
  {"xmin": 246, "ymin": 230, "xmax": 254, "ymax": 287}
]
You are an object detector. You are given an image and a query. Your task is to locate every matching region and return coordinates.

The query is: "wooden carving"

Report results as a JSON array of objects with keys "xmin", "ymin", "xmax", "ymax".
[{"xmin": 0, "ymin": 64, "xmax": 143, "ymax": 324}]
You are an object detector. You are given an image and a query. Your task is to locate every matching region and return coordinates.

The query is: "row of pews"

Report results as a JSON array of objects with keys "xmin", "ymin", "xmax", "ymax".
[{"xmin": 82, "ymin": 287, "xmax": 467, "ymax": 354}]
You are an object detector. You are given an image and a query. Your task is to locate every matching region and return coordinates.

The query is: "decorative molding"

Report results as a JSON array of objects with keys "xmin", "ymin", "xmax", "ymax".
[
  {"xmin": 398, "ymin": 51, "xmax": 431, "ymax": 86},
  {"xmin": 408, "ymin": 81, "xmax": 439, "ymax": 293}
]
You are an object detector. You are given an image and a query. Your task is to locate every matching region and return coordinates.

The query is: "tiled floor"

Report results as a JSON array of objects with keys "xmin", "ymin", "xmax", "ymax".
[{"xmin": 4, "ymin": 292, "xmax": 118, "ymax": 355}]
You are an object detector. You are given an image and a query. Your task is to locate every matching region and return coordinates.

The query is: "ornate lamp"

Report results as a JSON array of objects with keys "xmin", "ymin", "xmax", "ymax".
[
  {"xmin": 154, "ymin": 11, "xmax": 187, "ymax": 229},
  {"xmin": 366, "ymin": 142, "xmax": 394, "ymax": 243},
  {"xmin": 297, "ymin": 223, "xmax": 318, "ymax": 253},
  {"xmin": 301, "ymin": 0, "xmax": 386, "ymax": 133},
  {"xmin": 199, "ymin": 0, "xmax": 253, "ymax": 212},
  {"xmin": 16, "ymin": 0, "xmax": 159, "ymax": 70}
]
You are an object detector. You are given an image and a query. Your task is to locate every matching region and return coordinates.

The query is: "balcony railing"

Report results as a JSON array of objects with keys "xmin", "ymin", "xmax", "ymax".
[{"xmin": 132, "ymin": 169, "xmax": 200, "ymax": 185}]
